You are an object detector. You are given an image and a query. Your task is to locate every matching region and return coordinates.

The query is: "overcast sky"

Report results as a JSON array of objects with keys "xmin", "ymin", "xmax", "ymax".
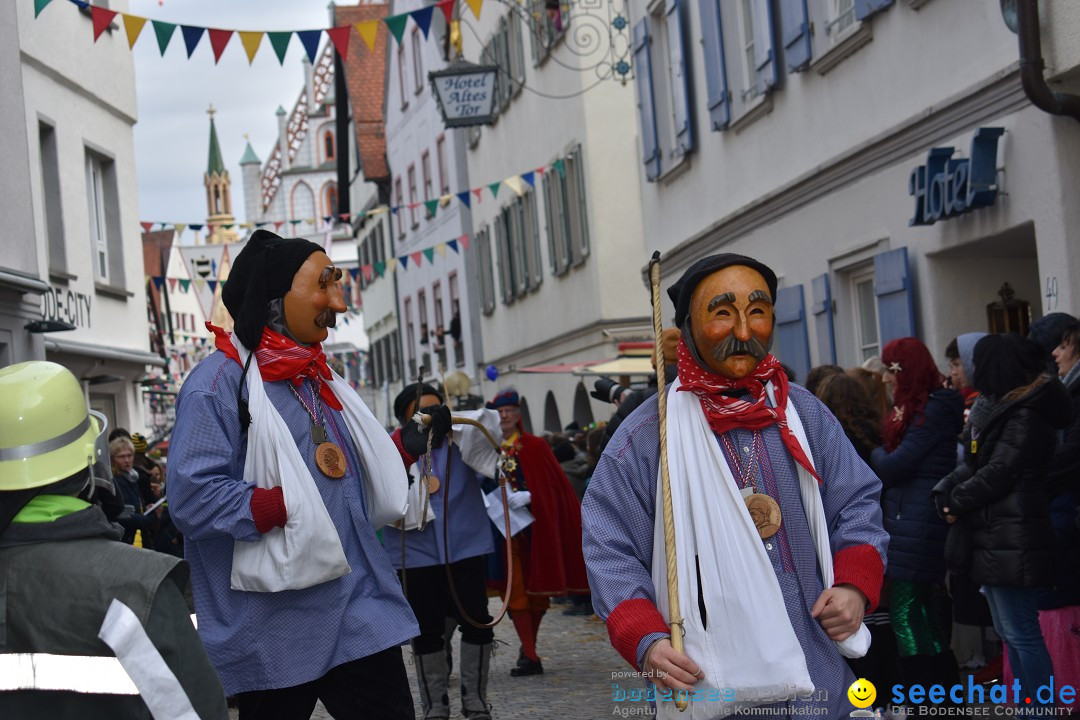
[{"xmin": 131, "ymin": 0, "xmax": 337, "ymax": 235}]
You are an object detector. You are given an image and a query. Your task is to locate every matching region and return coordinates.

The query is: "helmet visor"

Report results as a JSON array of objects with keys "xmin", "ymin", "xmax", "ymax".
[{"xmin": 88, "ymin": 410, "xmax": 112, "ymax": 491}]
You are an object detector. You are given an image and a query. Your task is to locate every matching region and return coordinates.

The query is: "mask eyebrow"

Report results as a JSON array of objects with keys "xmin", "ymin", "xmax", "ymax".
[
  {"xmin": 748, "ymin": 289, "xmax": 772, "ymax": 304},
  {"xmin": 707, "ymin": 292, "xmax": 736, "ymax": 313},
  {"xmin": 319, "ymin": 266, "xmax": 342, "ymax": 285}
]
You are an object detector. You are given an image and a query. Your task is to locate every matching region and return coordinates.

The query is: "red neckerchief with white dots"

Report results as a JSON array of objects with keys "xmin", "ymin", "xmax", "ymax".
[{"xmin": 675, "ymin": 337, "xmax": 821, "ymax": 484}]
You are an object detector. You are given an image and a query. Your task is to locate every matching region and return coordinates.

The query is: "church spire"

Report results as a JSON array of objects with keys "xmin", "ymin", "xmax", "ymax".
[
  {"xmin": 207, "ymin": 104, "xmax": 226, "ymax": 176},
  {"xmin": 203, "ymin": 103, "xmax": 238, "ymax": 245}
]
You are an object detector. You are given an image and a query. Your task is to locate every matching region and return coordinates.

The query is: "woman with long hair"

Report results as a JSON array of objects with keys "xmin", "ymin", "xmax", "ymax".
[
  {"xmin": 871, "ymin": 338, "xmax": 965, "ymax": 692},
  {"xmin": 815, "ymin": 372, "xmax": 881, "ymax": 463}
]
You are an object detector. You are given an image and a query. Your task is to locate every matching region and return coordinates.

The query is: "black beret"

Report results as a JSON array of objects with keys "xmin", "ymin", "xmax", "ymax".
[
  {"xmin": 221, "ymin": 230, "xmax": 325, "ymax": 348},
  {"xmin": 667, "ymin": 254, "xmax": 779, "ymax": 329},
  {"xmin": 393, "ymin": 383, "xmax": 445, "ymax": 424}
]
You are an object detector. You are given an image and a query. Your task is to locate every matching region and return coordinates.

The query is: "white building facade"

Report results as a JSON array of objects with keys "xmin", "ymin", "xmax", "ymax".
[
  {"xmin": 5, "ymin": 0, "xmax": 161, "ymax": 434},
  {"xmin": 629, "ymin": 0, "xmax": 1080, "ymax": 378}
]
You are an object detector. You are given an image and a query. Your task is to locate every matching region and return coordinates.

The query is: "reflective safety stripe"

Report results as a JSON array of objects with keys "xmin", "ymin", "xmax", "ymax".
[{"xmin": 0, "ymin": 652, "xmax": 140, "ymax": 694}]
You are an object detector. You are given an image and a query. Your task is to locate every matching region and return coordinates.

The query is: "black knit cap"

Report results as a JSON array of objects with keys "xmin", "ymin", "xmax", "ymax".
[
  {"xmin": 222, "ymin": 229, "xmax": 325, "ymax": 348},
  {"xmin": 973, "ymin": 334, "xmax": 1046, "ymax": 398},
  {"xmin": 667, "ymin": 254, "xmax": 779, "ymax": 329},
  {"xmin": 393, "ymin": 383, "xmax": 445, "ymax": 424}
]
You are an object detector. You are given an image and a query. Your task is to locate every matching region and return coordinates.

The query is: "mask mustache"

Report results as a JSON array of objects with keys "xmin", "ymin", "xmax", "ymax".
[
  {"xmin": 711, "ymin": 335, "xmax": 768, "ymax": 363},
  {"xmin": 314, "ymin": 307, "xmax": 337, "ymax": 329}
]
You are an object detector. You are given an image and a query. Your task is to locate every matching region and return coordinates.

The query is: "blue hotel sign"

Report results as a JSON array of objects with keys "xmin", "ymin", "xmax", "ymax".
[{"xmin": 909, "ymin": 127, "xmax": 1004, "ymax": 226}]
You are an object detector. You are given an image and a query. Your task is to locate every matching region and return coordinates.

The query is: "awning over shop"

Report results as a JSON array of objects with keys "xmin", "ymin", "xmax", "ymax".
[
  {"xmin": 518, "ymin": 360, "xmax": 605, "ymax": 374},
  {"xmin": 45, "ymin": 337, "xmax": 167, "ymax": 368},
  {"xmin": 573, "ymin": 356, "xmax": 654, "ymax": 377}
]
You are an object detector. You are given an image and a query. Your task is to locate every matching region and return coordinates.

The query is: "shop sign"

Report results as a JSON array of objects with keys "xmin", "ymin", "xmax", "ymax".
[
  {"xmin": 41, "ymin": 285, "xmax": 92, "ymax": 329},
  {"xmin": 909, "ymin": 127, "xmax": 1004, "ymax": 226}
]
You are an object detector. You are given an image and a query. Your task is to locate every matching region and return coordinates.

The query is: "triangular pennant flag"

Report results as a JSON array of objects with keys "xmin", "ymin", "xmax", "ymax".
[
  {"xmin": 387, "ymin": 258, "xmax": 398, "ymax": 272},
  {"xmin": 447, "ymin": 239, "xmax": 459, "ymax": 254},
  {"xmin": 423, "ymin": 199, "xmax": 439, "ymax": 218},
  {"xmin": 456, "ymin": 191, "xmax": 471, "ymax": 209},
  {"xmin": 348, "ymin": 268, "xmax": 360, "ymax": 281},
  {"xmin": 210, "ymin": 280, "xmax": 220, "ymax": 293},
  {"xmin": 91, "ymin": 7, "xmax": 118, "ymax": 42},
  {"xmin": 374, "ymin": 261, "xmax": 386, "ymax": 278},
  {"xmin": 144, "ymin": 275, "xmax": 152, "ymax": 287},
  {"xmin": 411, "ymin": 251, "xmax": 424, "ymax": 267},
  {"xmin": 423, "ymin": 248, "xmax": 435, "ymax": 263},
  {"xmin": 459, "ymin": 234, "xmax": 470, "ymax": 251},
  {"xmin": 181, "ymin": 25, "xmax": 205, "ymax": 58},
  {"xmin": 206, "ymin": 223, "xmax": 215, "ymax": 234},
  {"xmin": 297, "ymin": 30, "xmax": 322, "ymax": 63},
  {"xmin": 188, "ymin": 223, "xmax": 203, "ymax": 232},
  {"xmin": 505, "ymin": 176, "xmax": 524, "ymax": 196},
  {"xmin": 193, "ymin": 278, "xmax": 206, "ymax": 292},
  {"xmin": 390, "ymin": 206, "xmax": 399, "ymax": 215},
  {"xmin": 238, "ymin": 31, "xmax": 263, "ymax": 64},
  {"xmin": 69, "ymin": 0, "xmax": 88, "ymax": 8},
  {"xmin": 362, "ymin": 265, "xmax": 374, "ymax": 281},
  {"xmin": 179, "ymin": 279, "xmax": 191, "ymax": 293},
  {"xmin": 123, "ymin": 14, "xmax": 148, "ymax": 49},
  {"xmin": 168, "ymin": 277, "xmax": 178, "ymax": 292},
  {"xmin": 273, "ymin": 221, "xmax": 285, "ymax": 231},
  {"xmin": 174, "ymin": 223, "xmax": 187, "ymax": 236},
  {"xmin": 290, "ymin": 219, "xmax": 302, "ymax": 226},
  {"xmin": 473, "ymin": 188, "xmax": 483, "ymax": 203},
  {"xmin": 255, "ymin": 222, "xmax": 268, "ymax": 228},
  {"xmin": 553, "ymin": 158, "xmax": 566, "ymax": 178},
  {"xmin": 153, "ymin": 276, "xmax": 165, "ymax": 290},
  {"xmin": 435, "ymin": 244, "xmax": 446, "ymax": 257},
  {"xmin": 536, "ymin": 165, "xmax": 546, "ymax": 176},
  {"xmin": 399, "ymin": 255, "xmax": 409, "ymax": 269},
  {"xmin": 465, "ymin": 0, "xmax": 483, "ymax": 19},
  {"xmin": 327, "ymin": 26, "xmax": 351, "ymax": 59},
  {"xmin": 224, "ymin": 224, "xmax": 234, "ymax": 230},
  {"xmin": 384, "ymin": 13, "xmax": 409, "ymax": 44},
  {"xmin": 436, "ymin": 0, "xmax": 456, "ymax": 24},
  {"xmin": 488, "ymin": 182, "xmax": 501, "ymax": 198},
  {"xmin": 267, "ymin": 31, "xmax": 292, "ymax": 65},
  {"xmin": 439, "ymin": 194, "xmax": 452, "ymax": 208},
  {"xmin": 412, "ymin": 6, "xmax": 435, "ymax": 39},
  {"xmin": 338, "ymin": 212, "xmax": 351, "ymax": 222},
  {"xmin": 34, "ymin": 0, "xmax": 54, "ymax": 19},
  {"xmin": 355, "ymin": 21, "xmax": 379, "ymax": 52},
  {"xmin": 140, "ymin": 221, "xmax": 153, "ymax": 233},
  {"xmin": 522, "ymin": 171, "xmax": 535, "ymax": 187},
  {"xmin": 207, "ymin": 28, "xmax": 234, "ymax": 63},
  {"xmin": 152, "ymin": 20, "xmax": 177, "ymax": 56}
]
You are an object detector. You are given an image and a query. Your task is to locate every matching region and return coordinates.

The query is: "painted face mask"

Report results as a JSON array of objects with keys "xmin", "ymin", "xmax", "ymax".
[
  {"xmin": 283, "ymin": 252, "xmax": 347, "ymax": 345},
  {"xmin": 688, "ymin": 265, "xmax": 775, "ymax": 379}
]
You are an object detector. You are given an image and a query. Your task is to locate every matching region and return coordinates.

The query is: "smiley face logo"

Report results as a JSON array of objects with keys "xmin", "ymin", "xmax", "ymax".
[{"xmin": 847, "ymin": 678, "xmax": 876, "ymax": 709}]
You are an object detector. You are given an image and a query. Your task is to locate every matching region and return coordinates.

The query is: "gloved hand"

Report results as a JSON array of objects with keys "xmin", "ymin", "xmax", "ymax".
[
  {"xmin": 507, "ymin": 490, "xmax": 532, "ymax": 510},
  {"xmin": 931, "ymin": 488, "xmax": 951, "ymax": 520},
  {"xmin": 401, "ymin": 404, "xmax": 453, "ymax": 457}
]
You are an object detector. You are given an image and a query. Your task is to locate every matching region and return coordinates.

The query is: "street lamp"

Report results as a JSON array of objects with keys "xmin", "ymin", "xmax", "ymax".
[{"xmin": 429, "ymin": 59, "xmax": 499, "ymax": 128}]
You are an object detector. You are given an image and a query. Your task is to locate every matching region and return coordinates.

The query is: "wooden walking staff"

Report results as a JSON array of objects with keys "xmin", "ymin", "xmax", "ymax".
[{"xmin": 649, "ymin": 251, "xmax": 688, "ymax": 713}]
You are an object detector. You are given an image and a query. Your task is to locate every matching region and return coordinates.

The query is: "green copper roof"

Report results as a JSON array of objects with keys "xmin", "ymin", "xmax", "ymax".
[
  {"xmin": 239, "ymin": 140, "xmax": 260, "ymax": 166},
  {"xmin": 207, "ymin": 117, "xmax": 225, "ymax": 175}
]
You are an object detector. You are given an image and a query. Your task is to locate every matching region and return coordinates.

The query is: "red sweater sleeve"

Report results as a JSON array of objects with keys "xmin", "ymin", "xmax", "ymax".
[
  {"xmin": 606, "ymin": 598, "xmax": 671, "ymax": 670},
  {"xmin": 391, "ymin": 428, "xmax": 416, "ymax": 469},
  {"xmin": 833, "ymin": 544, "xmax": 884, "ymax": 611}
]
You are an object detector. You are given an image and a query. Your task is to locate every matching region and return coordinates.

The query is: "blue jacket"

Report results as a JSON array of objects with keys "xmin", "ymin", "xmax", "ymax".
[{"xmin": 871, "ymin": 389, "xmax": 964, "ymax": 582}]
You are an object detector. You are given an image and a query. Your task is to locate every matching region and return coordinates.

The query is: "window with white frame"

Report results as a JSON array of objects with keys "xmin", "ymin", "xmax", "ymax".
[
  {"xmin": 851, "ymin": 268, "xmax": 880, "ymax": 362},
  {"xmin": 411, "ymin": 28, "xmax": 424, "ymax": 94},
  {"xmin": 85, "ymin": 150, "xmax": 123, "ymax": 285},
  {"xmin": 436, "ymin": 135, "xmax": 449, "ymax": 195},
  {"xmin": 827, "ymin": 0, "xmax": 857, "ymax": 40},
  {"xmin": 496, "ymin": 190, "xmax": 542, "ymax": 303},
  {"xmin": 40, "ymin": 122, "xmax": 66, "ymax": 275},
  {"xmin": 477, "ymin": 225, "xmax": 496, "ymax": 314},
  {"xmin": 408, "ymin": 164, "xmax": 419, "ymax": 229},
  {"xmin": 737, "ymin": 0, "xmax": 759, "ymax": 101},
  {"xmin": 398, "ymin": 42, "xmax": 409, "ymax": 109},
  {"xmin": 543, "ymin": 145, "xmax": 590, "ymax": 276}
]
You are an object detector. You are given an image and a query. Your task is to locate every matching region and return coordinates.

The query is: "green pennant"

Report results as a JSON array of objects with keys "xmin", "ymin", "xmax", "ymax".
[
  {"xmin": 423, "ymin": 248, "xmax": 435, "ymax": 264},
  {"xmin": 34, "ymin": 0, "xmax": 54, "ymax": 18},
  {"xmin": 152, "ymin": 20, "xmax": 177, "ymax": 56},
  {"xmin": 290, "ymin": 218, "xmax": 302, "ymax": 226},
  {"xmin": 178, "ymin": 278, "xmax": 191, "ymax": 293},
  {"xmin": 423, "ymin": 199, "xmax": 439, "ymax": 218},
  {"xmin": 374, "ymin": 261, "xmax": 386, "ymax": 278},
  {"xmin": 488, "ymin": 182, "xmax": 501, "ymax": 198},
  {"xmin": 384, "ymin": 13, "xmax": 409, "ymax": 45},
  {"xmin": 553, "ymin": 158, "xmax": 566, "ymax": 179},
  {"xmin": 224, "ymin": 224, "xmax": 234, "ymax": 230},
  {"xmin": 267, "ymin": 31, "xmax": 293, "ymax": 65}
]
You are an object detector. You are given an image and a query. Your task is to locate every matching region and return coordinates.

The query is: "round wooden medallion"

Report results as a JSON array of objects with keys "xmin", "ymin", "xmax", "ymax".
[
  {"xmin": 744, "ymin": 493, "xmax": 781, "ymax": 539},
  {"xmin": 314, "ymin": 442, "xmax": 347, "ymax": 479},
  {"xmin": 426, "ymin": 475, "xmax": 441, "ymax": 495}
]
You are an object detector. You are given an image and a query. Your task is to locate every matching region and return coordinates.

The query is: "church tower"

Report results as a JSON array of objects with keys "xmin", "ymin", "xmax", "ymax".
[{"xmin": 204, "ymin": 104, "xmax": 238, "ymax": 245}]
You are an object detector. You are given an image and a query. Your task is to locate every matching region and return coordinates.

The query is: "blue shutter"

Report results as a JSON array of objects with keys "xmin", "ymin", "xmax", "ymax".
[
  {"xmin": 775, "ymin": 285, "xmax": 811, "ymax": 383},
  {"xmin": 632, "ymin": 19, "xmax": 661, "ymax": 181},
  {"xmin": 811, "ymin": 273, "xmax": 836, "ymax": 365},
  {"xmin": 751, "ymin": 0, "xmax": 778, "ymax": 94},
  {"xmin": 666, "ymin": 0, "xmax": 694, "ymax": 154},
  {"xmin": 698, "ymin": 0, "xmax": 731, "ymax": 130},
  {"xmin": 779, "ymin": 0, "xmax": 812, "ymax": 72},
  {"xmin": 874, "ymin": 247, "xmax": 916, "ymax": 344},
  {"xmin": 855, "ymin": 0, "xmax": 894, "ymax": 21}
]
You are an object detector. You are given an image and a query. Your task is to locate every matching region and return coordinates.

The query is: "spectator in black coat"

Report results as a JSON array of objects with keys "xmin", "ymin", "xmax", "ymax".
[{"xmin": 933, "ymin": 334, "xmax": 1073, "ymax": 707}]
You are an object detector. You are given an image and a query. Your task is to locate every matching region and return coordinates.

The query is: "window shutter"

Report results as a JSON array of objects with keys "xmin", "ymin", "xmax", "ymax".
[
  {"xmin": 543, "ymin": 173, "xmax": 558, "ymax": 273},
  {"xmin": 855, "ymin": 0, "xmax": 893, "ymax": 21},
  {"xmin": 751, "ymin": 0, "xmax": 778, "ymax": 94},
  {"xmin": 810, "ymin": 273, "xmax": 836, "ymax": 365},
  {"xmin": 775, "ymin": 285, "xmax": 811, "ymax": 383},
  {"xmin": 665, "ymin": 0, "xmax": 694, "ymax": 154},
  {"xmin": 632, "ymin": 19, "xmax": 661, "ymax": 181},
  {"xmin": 555, "ymin": 169, "xmax": 571, "ymax": 271},
  {"xmin": 779, "ymin": 0, "xmax": 811, "ymax": 72},
  {"xmin": 874, "ymin": 247, "xmax": 916, "ymax": 345},
  {"xmin": 514, "ymin": 200, "xmax": 529, "ymax": 294},
  {"xmin": 527, "ymin": 191, "xmax": 543, "ymax": 286},
  {"xmin": 571, "ymin": 147, "xmax": 590, "ymax": 259},
  {"xmin": 495, "ymin": 216, "xmax": 510, "ymax": 303},
  {"xmin": 698, "ymin": 0, "xmax": 731, "ymax": 131}
]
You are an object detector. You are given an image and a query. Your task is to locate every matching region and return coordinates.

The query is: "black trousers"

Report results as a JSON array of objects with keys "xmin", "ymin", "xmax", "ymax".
[
  {"xmin": 400, "ymin": 555, "xmax": 494, "ymax": 654},
  {"xmin": 237, "ymin": 647, "xmax": 413, "ymax": 720}
]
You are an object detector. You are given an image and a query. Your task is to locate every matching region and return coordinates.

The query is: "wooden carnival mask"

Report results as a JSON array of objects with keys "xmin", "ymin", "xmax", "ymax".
[
  {"xmin": 688, "ymin": 265, "xmax": 775, "ymax": 379},
  {"xmin": 283, "ymin": 252, "xmax": 346, "ymax": 345}
]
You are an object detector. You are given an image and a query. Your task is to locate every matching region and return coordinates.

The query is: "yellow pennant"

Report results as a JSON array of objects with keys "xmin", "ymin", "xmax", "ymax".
[
  {"xmin": 465, "ymin": 0, "xmax": 483, "ymax": 19},
  {"xmin": 504, "ymin": 175, "xmax": 525, "ymax": 196},
  {"xmin": 355, "ymin": 21, "xmax": 379, "ymax": 51},
  {"xmin": 387, "ymin": 257, "xmax": 398, "ymax": 272},
  {"xmin": 173, "ymin": 223, "xmax": 187, "ymax": 237},
  {"xmin": 239, "ymin": 31, "xmax": 263, "ymax": 64},
  {"xmin": 435, "ymin": 243, "xmax": 447, "ymax": 257},
  {"xmin": 439, "ymin": 194, "xmax": 452, "ymax": 208},
  {"xmin": 123, "ymin": 14, "xmax": 147, "ymax": 49}
]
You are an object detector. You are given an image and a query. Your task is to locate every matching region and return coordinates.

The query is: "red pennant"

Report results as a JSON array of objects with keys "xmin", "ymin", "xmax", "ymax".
[
  {"xmin": 91, "ymin": 7, "xmax": 118, "ymax": 42},
  {"xmin": 410, "ymin": 251, "xmax": 423, "ymax": 267},
  {"xmin": 207, "ymin": 223, "xmax": 215, "ymax": 234},
  {"xmin": 140, "ymin": 221, "xmax": 154, "ymax": 234},
  {"xmin": 472, "ymin": 188, "xmax": 483, "ymax": 203},
  {"xmin": 208, "ymin": 29, "xmax": 234, "ymax": 64},
  {"xmin": 274, "ymin": 221, "xmax": 285, "ymax": 232},
  {"xmin": 436, "ymin": 0, "xmax": 456, "ymax": 24},
  {"xmin": 327, "ymin": 26, "xmax": 351, "ymax": 59},
  {"xmin": 168, "ymin": 277, "xmax": 178, "ymax": 292},
  {"xmin": 338, "ymin": 212, "xmax": 351, "ymax": 222},
  {"xmin": 362, "ymin": 265, "xmax": 373, "ymax": 281},
  {"xmin": 537, "ymin": 166, "xmax": 546, "ymax": 176},
  {"xmin": 459, "ymin": 234, "xmax": 470, "ymax": 251}
]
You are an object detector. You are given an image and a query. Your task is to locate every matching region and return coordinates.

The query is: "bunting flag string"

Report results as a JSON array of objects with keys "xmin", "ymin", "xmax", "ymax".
[{"xmin": 41, "ymin": 0, "xmax": 488, "ymax": 65}]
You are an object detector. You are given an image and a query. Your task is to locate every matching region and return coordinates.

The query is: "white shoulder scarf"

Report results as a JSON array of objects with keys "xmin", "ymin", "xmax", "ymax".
[
  {"xmin": 229, "ymin": 335, "xmax": 410, "ymax": 592},
  {"xmin": 651, "ymin": 379, "xmax": 870, "ymax": 719}
]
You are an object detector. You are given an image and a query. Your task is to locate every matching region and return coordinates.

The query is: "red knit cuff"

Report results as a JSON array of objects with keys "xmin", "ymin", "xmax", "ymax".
[
  {"xmin": 834, "ymin": 544, "xmax": 884, "ymax": 611},
  {"xmin": 391, "ymin": 428, "xmax": 416, "ymax": 469},
  {"xmin": 606, "ymin": 598, "xmax": 671, "ymax": 670},
  {"xmin": 251, "ymin": 486, "xmax": 287, "ymax": 534}
]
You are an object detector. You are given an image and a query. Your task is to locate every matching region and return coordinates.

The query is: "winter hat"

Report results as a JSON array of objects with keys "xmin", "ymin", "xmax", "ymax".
[
  {"xmin": 553, "ymin": 440, "xmax": 576, "ymax": 464},
  {"xmin": 1028, "ymin": 313, "xmax": 1078, "ymax": 374},
  {"xmin": 393, "ymin": 383, "xmax": 444, "ymax": 424},
  {"xmin": 667, "ymin": 254, "xmax": 778, "ymax": 330},
  {"xmin": 486, "ymin": 389, "xmax": 520, "ymax": 410},
  {"xmin": 955, "ymin": 332, "xmax": 988, "ymax": 388},
  {"xmin": 973, "ymin": 334, "xmax": 1046, "ymax": 399},
  {"xmin": 131, "ymin": 433, "xmax": 148, "ymax": 454},
  {"xmin": 221, "ymin": 230, "xmax": 324, "ymax": 349}
]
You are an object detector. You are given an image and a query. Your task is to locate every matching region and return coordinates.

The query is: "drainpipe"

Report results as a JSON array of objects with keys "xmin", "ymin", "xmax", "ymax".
[{"xmin": 1014, "ymin": 0, "xmax": 1080, "ymax": 123}]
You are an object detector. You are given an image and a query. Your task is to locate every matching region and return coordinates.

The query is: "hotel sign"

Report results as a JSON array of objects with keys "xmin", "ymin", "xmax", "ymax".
[{"xmin": 909, "ymin": 127, "xmax": 1004, "ymax": 226}]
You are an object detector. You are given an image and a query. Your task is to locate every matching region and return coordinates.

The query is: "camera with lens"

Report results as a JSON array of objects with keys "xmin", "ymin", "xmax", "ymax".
[{"xmin": 591, "ymin": 377, "xmax": 629, "ymax": 405}]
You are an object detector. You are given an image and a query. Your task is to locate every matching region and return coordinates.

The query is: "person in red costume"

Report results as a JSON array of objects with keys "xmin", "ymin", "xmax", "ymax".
[{"xmin": 485, "ymin": 389, "xmax": 589, "ymax": 677}]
